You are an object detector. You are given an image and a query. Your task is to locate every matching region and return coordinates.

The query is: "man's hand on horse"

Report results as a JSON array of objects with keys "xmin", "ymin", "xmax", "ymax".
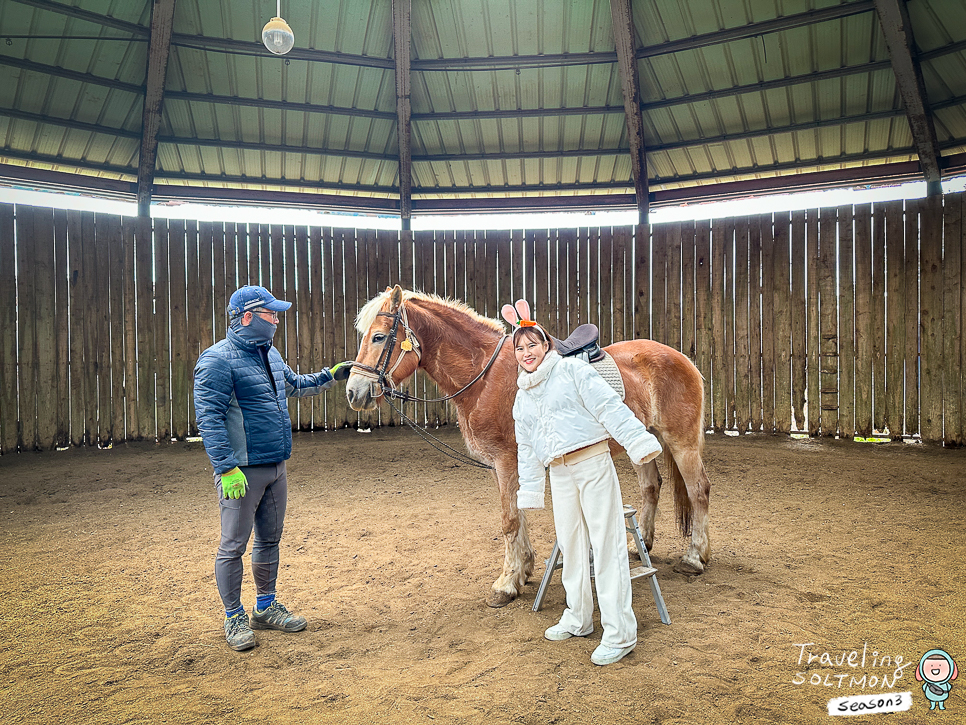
[
  {"xmin": 221, "ymin": 467, "xmax": 249, "ymax": 499},
  {"xmin": 330, "ymin": 361, "xmax": 355, "ymax": 381}
]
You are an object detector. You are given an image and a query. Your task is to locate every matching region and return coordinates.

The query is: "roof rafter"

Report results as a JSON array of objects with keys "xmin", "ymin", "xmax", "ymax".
[
  {"xmin": 17, "ymin": 99, "xmax": 966, "ymax": 164},
  {"xmin": 609, "ymin": 0, "xmax": 649, "ymax": 225},
  {"xmin": 873, "ymin": 0, "xmax": 942, "ymax": 195},
  {"xmin": 137, "ymin": 0, "xmax": 177, "ymax": 217},
  {"xmin": 392, "ymin": 0, "xmax": 413, "ymax": 230}
]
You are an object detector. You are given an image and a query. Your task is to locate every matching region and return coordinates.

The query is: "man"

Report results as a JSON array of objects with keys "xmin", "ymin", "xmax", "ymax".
[{"xmin": 193, "ymin": 284, "xmax": 353, "ymax": 651}]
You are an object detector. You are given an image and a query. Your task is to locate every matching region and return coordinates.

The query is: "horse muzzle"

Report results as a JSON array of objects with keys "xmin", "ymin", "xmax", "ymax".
[{"xmin": 345, "ymin": 373, "xmax": 381, "ymax": 411}]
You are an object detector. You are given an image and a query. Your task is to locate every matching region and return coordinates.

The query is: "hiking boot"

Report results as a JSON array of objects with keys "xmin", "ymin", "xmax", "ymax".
[
  {"xmin": 250, "ymin": 601, "xmax": 307, "ymax": 632},
  {"xmin": 224, "ymin": 611, "xmax": 255, "ymax": 651}
]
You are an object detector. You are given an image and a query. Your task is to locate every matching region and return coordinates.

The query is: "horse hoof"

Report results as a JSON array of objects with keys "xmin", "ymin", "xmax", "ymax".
[
  {"xmin": 673, "ymin": 558, "xmax": 705, "ymax": 575},
  {"xmin": 486, "ymin": 590, "xmax": 516, "ymax": 608}
]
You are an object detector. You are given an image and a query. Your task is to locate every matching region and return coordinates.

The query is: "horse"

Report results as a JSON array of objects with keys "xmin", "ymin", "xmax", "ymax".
[{"xmin": 346, "ymin": 285, "xmax": 711, "ymax": 608}]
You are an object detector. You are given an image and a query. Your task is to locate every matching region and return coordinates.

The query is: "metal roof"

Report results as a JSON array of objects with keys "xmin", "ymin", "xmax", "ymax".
[{"xmin": 0, "ymin": 0, "xmax": 964, "ymax": 219}]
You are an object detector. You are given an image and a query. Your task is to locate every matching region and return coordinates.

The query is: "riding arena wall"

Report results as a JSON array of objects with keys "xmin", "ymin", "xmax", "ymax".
[{"xmin": 0, "ymin": 194, "xmax": 964, "ymax": 454}]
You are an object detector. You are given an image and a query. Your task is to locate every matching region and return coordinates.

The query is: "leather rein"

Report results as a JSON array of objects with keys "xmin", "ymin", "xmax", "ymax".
[{"xmin": 351, "ymin": 301, "xmax": 510, "ymax": 405}]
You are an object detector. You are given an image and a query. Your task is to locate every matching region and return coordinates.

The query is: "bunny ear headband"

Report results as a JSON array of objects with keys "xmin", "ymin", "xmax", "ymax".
[{"xmin": 501, "ymin": 299, "xmax": 548, "ymax": 339}]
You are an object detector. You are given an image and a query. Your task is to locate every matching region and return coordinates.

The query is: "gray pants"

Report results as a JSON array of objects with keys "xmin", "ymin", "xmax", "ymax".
[{"xmin": 213, "ymin": 461, "xmax": 288, "ymax": 611}]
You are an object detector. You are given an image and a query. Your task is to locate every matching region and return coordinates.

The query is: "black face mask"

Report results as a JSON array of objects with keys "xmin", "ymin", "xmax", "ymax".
[{"xmin": 232, "ymin": 314, "xmax": 277, "ymax": 345}]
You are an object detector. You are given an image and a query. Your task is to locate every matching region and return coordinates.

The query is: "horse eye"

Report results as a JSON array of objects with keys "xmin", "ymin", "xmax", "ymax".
[{"xmin": 372, "ymin": 333, "xmax": 387, "ymax": 344}]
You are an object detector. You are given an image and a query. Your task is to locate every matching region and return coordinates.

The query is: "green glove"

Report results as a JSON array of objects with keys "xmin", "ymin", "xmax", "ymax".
[
  {"xmin": 221, "ymin": 467, "xmax": 248, "ymax": 499},
  {"xmin": 330, "ymin": 360, "xmax": 355, "ymax": 381}
]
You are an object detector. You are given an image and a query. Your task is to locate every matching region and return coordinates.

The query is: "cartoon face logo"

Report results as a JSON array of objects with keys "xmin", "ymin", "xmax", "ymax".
[{"xmin": 916, "ymin": 649, "xmax": 958, "ymax": 712}]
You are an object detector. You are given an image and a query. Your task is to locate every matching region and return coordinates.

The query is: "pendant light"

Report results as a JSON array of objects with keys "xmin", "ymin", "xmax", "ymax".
[{"xmin": 262, "ymin": 0, "xmax": 295, "ymax": 55}]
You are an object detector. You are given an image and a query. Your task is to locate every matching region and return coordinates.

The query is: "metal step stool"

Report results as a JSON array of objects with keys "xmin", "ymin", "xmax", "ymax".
[{"xmin": 531, "ymin": 504, "xmax": 671, "ymax": 624}]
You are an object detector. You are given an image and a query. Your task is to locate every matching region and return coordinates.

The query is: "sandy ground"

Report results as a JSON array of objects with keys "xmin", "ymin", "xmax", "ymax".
[{"xmin": 1, "ymin": 427, "xmax": 964, "ymax": 725}]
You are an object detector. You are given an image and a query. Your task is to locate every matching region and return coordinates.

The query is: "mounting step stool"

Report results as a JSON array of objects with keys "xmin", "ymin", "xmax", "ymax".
[{"xmin": 531, "ymin": 504, "xmax": 671, "ymax": 624}]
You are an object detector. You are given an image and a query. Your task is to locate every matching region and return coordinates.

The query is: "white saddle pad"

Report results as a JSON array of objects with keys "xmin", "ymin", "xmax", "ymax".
[{"xmin": 591, "ymin": 351, "xmax": 625, "ymax": 401}]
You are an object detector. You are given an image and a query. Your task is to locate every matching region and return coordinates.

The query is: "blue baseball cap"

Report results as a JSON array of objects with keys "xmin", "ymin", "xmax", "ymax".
[{"xmin": 228, "ymin": 285, "xmax": 292, "ymax": 317}]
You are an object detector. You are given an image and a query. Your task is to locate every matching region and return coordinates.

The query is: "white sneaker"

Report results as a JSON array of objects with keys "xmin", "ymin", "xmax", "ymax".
[
  {"xmin": 591, "ymin": 643, "xmax": 635, "ymax": 665},
  {"xmin": 545, "ymin": 623, "xmax": 588, "ymax": 641}
]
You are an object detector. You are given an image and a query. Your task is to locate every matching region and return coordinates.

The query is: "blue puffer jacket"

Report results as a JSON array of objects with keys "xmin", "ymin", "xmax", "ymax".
[{"xmin": 193, "ymin": 329, "xmax": 335, "ymax": 473}]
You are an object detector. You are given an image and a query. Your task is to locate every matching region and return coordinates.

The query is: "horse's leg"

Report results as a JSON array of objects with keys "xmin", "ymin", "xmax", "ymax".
[
  {"xmin": 630, "ymin": 458, "xmax": 662, "ymax": 554},
  {"xmin": 486, "ymin": 462, "xmax": 536, "ymax": 608},
  {"xmin": 668, "ymin": 447, "xmax": 711, "ymax": 574}
]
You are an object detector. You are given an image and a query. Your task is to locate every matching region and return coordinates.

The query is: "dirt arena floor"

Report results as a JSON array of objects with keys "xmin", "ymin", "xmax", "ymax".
[{"xmin": 2, "ymin": 426, "xmax": 964, "ymax": 724}]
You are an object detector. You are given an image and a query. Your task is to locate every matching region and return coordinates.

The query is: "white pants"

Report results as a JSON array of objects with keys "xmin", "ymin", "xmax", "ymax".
[{"xmin": 549, "ymin": 451, "xmax": 637, "ymax": 649}]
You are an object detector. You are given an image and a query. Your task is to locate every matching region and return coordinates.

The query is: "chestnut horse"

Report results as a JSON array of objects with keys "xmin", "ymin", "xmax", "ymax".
[{"xmin": 346, "ymin": 285, "xmax": 711, "ymax": 608}]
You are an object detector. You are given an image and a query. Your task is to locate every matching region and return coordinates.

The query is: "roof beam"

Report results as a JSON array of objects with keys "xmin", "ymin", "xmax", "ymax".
[
  {"xmin": 12, "ymin": 0, "xmax": 875, "ymax": 73},
  {"xmin": 6, "ymin": 154, "xmax": 966, "ymax": 215},
  {"xmin": 609, "ymin": 0, "xmax": 649, "ymax": 225},
  {"xmin": 0, "ymin": 51, "xmax": 900, "ymax": 125},
  {"xmin": 874, "ymin": 0, "xmax": 942, "ymax": 195},
  {"xmin": 18, "ymin": 94, "xmax": 966, "ymax": 166},
  {"xmin": 136, "ymin": 0, "xmax": 177, "ymax": 217},
  {"xmin": 392, "ymin": 0, "xmax": 413, "ymax": 230}
]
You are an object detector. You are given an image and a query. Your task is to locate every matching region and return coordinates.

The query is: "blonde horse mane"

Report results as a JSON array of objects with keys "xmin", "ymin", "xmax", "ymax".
[{"xmin": 354, "ymin": 289, "xmax": 507, "ymax": 336}]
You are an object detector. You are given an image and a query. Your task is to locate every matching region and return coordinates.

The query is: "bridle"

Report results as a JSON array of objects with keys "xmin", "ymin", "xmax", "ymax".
[{"xmin": 351, "ymin": 299, "xmax": 509, "ymax": 405}]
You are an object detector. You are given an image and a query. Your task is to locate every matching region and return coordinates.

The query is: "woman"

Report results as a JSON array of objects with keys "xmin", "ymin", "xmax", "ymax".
[{"xmin": 505, "ymin": 300, "xmax": 662, "ymax": 666}]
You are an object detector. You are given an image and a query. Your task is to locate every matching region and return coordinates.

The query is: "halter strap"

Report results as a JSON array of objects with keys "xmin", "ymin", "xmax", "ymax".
[{"xmin": 353, "ymin": 298, "xmax": 509, "ymax": 405}]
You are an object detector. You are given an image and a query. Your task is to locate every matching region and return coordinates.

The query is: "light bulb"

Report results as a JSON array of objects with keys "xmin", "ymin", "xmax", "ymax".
[{"xmin": 262, "ymin": 16, "xmax": 295, "ymax": 55}]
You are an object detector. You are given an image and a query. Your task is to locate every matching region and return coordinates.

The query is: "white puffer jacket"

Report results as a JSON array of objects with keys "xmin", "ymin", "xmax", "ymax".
[{"xmin": 512, "ymin": 350, "xmax": 662, "ymax": 509}]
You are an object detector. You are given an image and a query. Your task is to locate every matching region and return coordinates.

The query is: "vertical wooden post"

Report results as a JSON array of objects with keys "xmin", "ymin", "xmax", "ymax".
[
  {"xmin": 790, "ymin": 211, "xmax": 807, "ymax": 430},
  {"xmin": 734, "ymin": 218, "xmax": 750, "ymax": 434},
  {"xmin": 694, "ymin": 220, "xmax": 712, "ymax": 430},
  {"xmin": 599, "ymin": 230, "xmax": 613, "ymax": 345},
  {"xmin": 154, "ymin": 218, "xmax": 171, "ymax": 443},
  {"xmin": 296, "ymin": 225, "xmax": 312, "ymax": 431},
  {"xmin": 34, "ymin": 208, "xmax": 58, "ymax": 449},
  {"xmin": 53, "ymin": 209, "xmax": 70, "ymax": 447},
  {"xmin": 838, "ymin": 207, "xmax": 855, "ymax": 440},
  {"xmin": 681, "ymin": 220, "xmax": 696, "ymax": 361},
  {"xmin": 942, "ymin": 193, "xmax": 963, "ymax": 446},
  {"xmin": 755, "ymin": 215, "xmax": 771, "ymax": 433},
  {"xmin": 854, "ymin": 204, "xmax": 873, "ymax": 437},
  {"xmin": 818, "ymin": 208, "xmax": 838, "ymax": 436},
  {"xmin": 122, "ymin": 217, "xmax": 140, "ymax": 440},
  {"xmin": 884, "ymin": 201, "xmax": 905, "ymax": 438},
  {"xmin": 772, "ymin": 212, "xmax": 792, "ymax": 434},
  {"xmin": 651, "ymin": 224, "xmax": 667, "ymax": 345},
  {"xmin": 634, "ymin": 224, "xmax": 650, "ymax": 340},
  {"xmin": 711, "ymin": 220, "xmax": 726, "ymax": 431},
  {"xmin": 135, "ymin": 216, "xmax": 156, "ymax": 441},
  {"xmin": 0, "ymin": 204, "xmax": 19, "ymax": 453},
  {"xmin": 871, "ymin": 204, "xmax": 887, "ymax": 433},
  {"xmin": 805, "ymin": 209, "xmax": 820, "ymax": 436},
  {"xmin": 920, "ymin": 195, "xmax": 944, "ymax": 441},
  {"xmin": 168, "ymin": 219, "xmax": 188, "ymax": 440}
]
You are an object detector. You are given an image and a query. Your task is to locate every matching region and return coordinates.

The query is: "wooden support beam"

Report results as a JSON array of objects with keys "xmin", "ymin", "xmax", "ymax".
[
  {"xmin": 874, "ymin": 0, "xmax": 943, "ymax": 196},
  {"xmin": 392, "ymin": 0, "xmax": 413, "ymax": 231},
  {"xmin": 137, "ymin": 0, "xmax": 177, "ymax": 218},
  {"xmin": 609, "ymin": 0, "xmax": 649, "ymax": 225}
]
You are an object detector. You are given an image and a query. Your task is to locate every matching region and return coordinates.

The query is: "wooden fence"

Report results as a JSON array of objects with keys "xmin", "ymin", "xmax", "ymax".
[{"xmin": 0, "ymin": 195, "xmax": 964, "ymax": 454}]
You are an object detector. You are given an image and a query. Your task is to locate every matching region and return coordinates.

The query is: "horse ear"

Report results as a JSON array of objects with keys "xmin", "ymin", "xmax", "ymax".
[
  {"xmin": 389, "ymin": 285, "xmax": 404, "ymax": 312},
  {"xmin": 501, "ymin": 304, "xmax": 519, "ymax": 326},
  {"xmin": 515, "ymin": 299, "xmax": 531, "ymax": 321}
]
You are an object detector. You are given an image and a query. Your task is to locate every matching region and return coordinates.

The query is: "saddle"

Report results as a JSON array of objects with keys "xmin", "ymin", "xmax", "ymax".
[
  {"xmin": 551, "ymin": 323, "xmax": 624, "ymax": 399},
  {"xmin": 551, "ymin": 323, "xmax": 604, "ymax": 363}
]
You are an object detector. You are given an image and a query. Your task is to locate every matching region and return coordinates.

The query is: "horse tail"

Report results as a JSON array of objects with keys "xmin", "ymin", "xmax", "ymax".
[
  {"xmin": 668, "ymin": 365, "xmax": 705, "ymax": 539},
  {"xmin": 667, "ymin": 450, "xmax": 693, "ymax": 538}
]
